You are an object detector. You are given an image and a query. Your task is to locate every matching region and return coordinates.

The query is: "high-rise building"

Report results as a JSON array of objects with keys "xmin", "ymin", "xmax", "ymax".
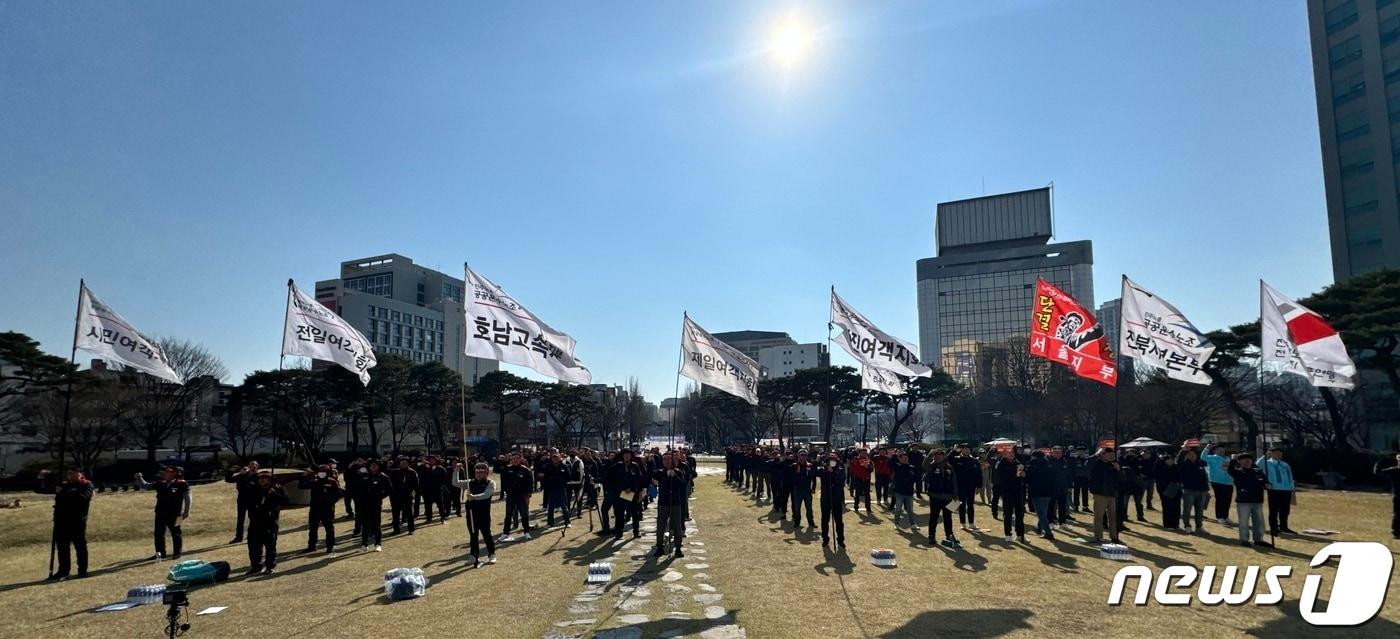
[
  {"xmin": 1307, "ymin": 0, "xmax": 1400, "ymax": 280},
  {"xmin": 314, "ymin": 254, "xmax": 497, "ymax": 384},
  {"xmin": 1096, "ymin": 298, "xmax": 1135, "ymax": 382},
  {"xmin": 710, "ymin": 330, "xmax": 797, "ymax": 362},
  {"xmin": 916, "ymin": 187, "xmax": 1095, "ymax": 389}
]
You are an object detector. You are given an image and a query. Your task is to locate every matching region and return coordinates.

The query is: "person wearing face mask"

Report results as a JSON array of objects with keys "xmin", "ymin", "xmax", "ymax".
[
  {"xmin": 245, "ymin": 470, "xmax": 289, "ymax": 575},
  {"xmin": 923, "ymin": 449, "xmax": 962, "ymax": 548},
  {"xmin": 787, "ymin": 450, "xmax": 817, "ymax": 529},
  {"xmin": 651, "ymin": 452, "xmax": 688, "ymax": 558},
  {"xmin": 817, "ymin": 451, "xmax": 847, "ymax": 549},
  {"xmin": 453, "ymin": 462, "xmax": 497, "ymax": 567},
  {"xmin": 1228, "ymin": 453, "xmax": 1272, "ymax": 548},
  {"xmin": 136, "ymin": 466, "xmax": 190, "ymax": 560},
  {"xmin": 299, "ymin": 465, "xmax": 342, "ymax": 554},
  {"xmin": 354, "ymin": 461, "xmax": 392, "ymax": 552}
]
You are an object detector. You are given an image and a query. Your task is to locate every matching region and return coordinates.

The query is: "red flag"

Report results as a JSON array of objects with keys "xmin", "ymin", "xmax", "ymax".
[{"xmin": 1028, "ymin": 278, "xmax": 1118, "ymax": 386}]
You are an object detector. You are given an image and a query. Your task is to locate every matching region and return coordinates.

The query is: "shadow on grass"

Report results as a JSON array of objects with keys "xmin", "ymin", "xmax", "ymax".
[
  {"xmin": 1245, "ymin": 599, "xmax": 1400, "ymax": 638},
  {"xmin": 815, "ymin": 545, "xmax": 855, "ymax": 576},
  {"xmin": 581, "ymin": 608, "xmax": 746, "ymax": 639},
  {"xmin": 880, "ymin": 608, "xmax": 1033, "ymax": 639}
]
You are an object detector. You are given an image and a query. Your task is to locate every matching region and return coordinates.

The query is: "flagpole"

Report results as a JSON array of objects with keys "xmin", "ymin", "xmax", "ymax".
[
  {"xmin": 669, "ymin": 313, "xmax": 686, "ymax": 450},
  {"xmin": 1257, "ymin": 280, "xmax": 1274, "ymax": 548},
  {"xmin": 281, "ymin": 279, "xmax": 294, "ymax": 371},
  {"xmin": 51, "ymin": 279, "xmax": 83, "ymax": 579},
  {"xmin": 825, "ymin": 286, "xmax": 835, "ymax": 444}
]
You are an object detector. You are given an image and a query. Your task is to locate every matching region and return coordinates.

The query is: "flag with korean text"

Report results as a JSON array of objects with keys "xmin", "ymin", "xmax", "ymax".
[
  {"xmin": 830, "ymin": 289, "xmax": 932, "ymax": 378},
  {"xmin": 75, "ymin": 282, "xmax": 181, "ymax": 383},
  {"xmin": 679, "ymin": 314, "xmax": 760, "ymax": 405},
  {"xmin": 281, "ymin": 281, "xmax": 378, "ymax": 385},
  {"xmin": 1118, "ymin": 276, "xmax": 1215, "ymax": 385},
  {"xmin": 1027, "ymin": 278, "xmax": 1117, "ymax": 386},
  {"xmin": 1260, "ymin": 280, "xmax": 1355, "ymax": 389},
  {"xmin": 860, "ymin": 365, "xmax": 906, "ymax": 396},
  {"xmin": 463, "ymin": 265, "xmax": 591, "ymax": 384}
]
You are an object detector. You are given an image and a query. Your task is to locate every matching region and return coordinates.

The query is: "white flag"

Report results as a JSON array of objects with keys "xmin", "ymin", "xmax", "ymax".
[
  {"xmin": 860, "ymin": 365, "xmax": 906, "ymax": 396},
  {"xmin": 75, "ymin": 282, "xmax": 180, "ymax": 383},
  {"xmin": 1118, "ymin": 276, "xmax": 1215, "ymax": 385},
  {"xmin": 463, "ymin": 265, "xmax": 591, "ymax": 384},
  {"xmin": 1260, "ymin": 281, "xmax": 1356, "ymax": 389},
  {"xmin": 830, "ymin": 290, "xmax": 932, "ymax": 378},
  {"xmin": 282, "ymin": 281, "xmax": 378, "ymax": 385},
  {"xmin": 679, "ymin": 315, "xmax": 760, "ymax": 405}
]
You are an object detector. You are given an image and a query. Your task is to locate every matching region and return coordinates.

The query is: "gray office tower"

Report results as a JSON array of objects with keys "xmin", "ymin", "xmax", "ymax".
[
  {"xmin": 916, "ymin": 187, "xmax": 1094, "ymax": 389},
  {"xmin": 1308, "ymin": 0, "xmax": 1400, "ymax": 280},
  {"xmin": 314, "ymin": 254, "xmax": 496, "ymax": 384}
]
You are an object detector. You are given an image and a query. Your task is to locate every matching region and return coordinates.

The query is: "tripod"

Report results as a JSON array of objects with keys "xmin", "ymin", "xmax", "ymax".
[
  {"xmin": 165, "ymin": 600, "xmax": 189, "ymax": 638},
  {"xmin": 570, "ymin": 478, "xmax": 600, "ymax": 532}
]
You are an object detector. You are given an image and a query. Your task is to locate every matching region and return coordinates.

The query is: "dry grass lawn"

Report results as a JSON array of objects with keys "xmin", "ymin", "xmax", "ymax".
[{"xmin": 1, "ymin": 463, "xmax": 1397, "ymax": 638}]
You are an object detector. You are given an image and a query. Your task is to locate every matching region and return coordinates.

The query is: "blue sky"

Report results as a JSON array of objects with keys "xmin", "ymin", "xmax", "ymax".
[{"xmin": 1, "ymin": 1, "xmax": 1331, "ymax": 402}]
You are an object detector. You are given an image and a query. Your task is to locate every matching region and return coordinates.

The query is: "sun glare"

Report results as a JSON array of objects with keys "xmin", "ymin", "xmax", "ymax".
[{"xmin": 771, "ymin": 15, "xmax": 812, "ymax": 67}]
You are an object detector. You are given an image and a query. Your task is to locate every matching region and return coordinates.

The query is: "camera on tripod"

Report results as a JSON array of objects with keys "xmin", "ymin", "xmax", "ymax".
[
  {"xmin": 164, "ymin": 587, "xmax": 190, "ymax": 638},
  {"xmin": 163, "ymin": 588, "xmax": 188, "ymax": 606}
]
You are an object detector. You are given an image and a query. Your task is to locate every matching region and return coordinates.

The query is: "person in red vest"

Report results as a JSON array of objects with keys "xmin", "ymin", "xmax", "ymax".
[
  {"xmin": 848, "ymin": 449, "xmax": 874, "ymax": 515},
  {"xmin": 873, "ymin": 449, "xmax": 894, "ymax": 509}
]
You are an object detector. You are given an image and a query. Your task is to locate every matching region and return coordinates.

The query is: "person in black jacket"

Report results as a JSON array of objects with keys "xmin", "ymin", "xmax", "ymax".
[
  {"xmin": 890, "ymin": 452, "xmax": 920, "ymax": 531},
  {"xmin": 415, "ymin": 460, "xmax": 438, "ymax": 523},
  {"xmin": 298, "ymin": 465, "xmax": 342, "ymax": 554},
  {"xmin": 1069, "ymin": 449, "xmax": 1091, "ymax": 513},
  {"xmin": 140, "ymin": 466, "xmax": 190, "ymax": 560},
  {"xmin": 390, "ymin": 459, "xmax": 419, "ymax": 536},
  {"xmin": 354, "ymin": 461, "xmax": 392, "ymax": 551},
  {"xmin": 226, "ymin": 461, "xmax": 260, "ymax": 544},
  {"xmin": 1178, "ymin": 448, "xmax": 1210, "ymax": 534},
  {"xmin": 1376, "ymin": 452, "xmax": 1400, "ymax": 539},
  {"xmin": 816, "ymin": 451, "xmax": 847, "ymax": 549},
  {"xmin": 539, "ymin": 453, "xmax": 573, "ymax": 529},
  {"xmin": 1228, "ymin": 453, "xmax": 1271, "ymax": 548},
  {"xmin": 772, "ymin": 452, "xmax": 793, "ymax": 517},
  {"xmin": 950, "ymin": 444, "xmax": 982, "ymax": 531},
  {"xmin": 610, "ymin": 451, "xmax": 646, "ymax": 540},
  {"xmin": 1155, "ymin": 454, "xmax": 1183, "ymax": 531},
  {"xmin": 453, "ymin": 462, "xmax": 497, "ymax": 567},
  {"xmin": 500, "ymin": 453, "xmax": 536, "ymax": 541},
  {"xmin": 245, "ymin": 471, "xmax": 290, "ymax": 575},
  {"xmin": 995, "ymin": 449, "xmax": 1027, "ymax": 543},
  {"xmin": 1087, "ymin": 448, "xmax": 1121, "ymax": 544},
  {"xmin": 50, "ymin": 469, "xmax": 93, "ymax": 580},
  {"xmin": 651, "ymin": 452, "xmax": 689, "ymax": 558},
  {"xmin": 787, "ymin": 451, "xmax": 817, "ymax": 529},
  {"xmin": 1048, "ymin": 446, "xmax": 1072, "ymax": 525},
  {"xmin": 1025, "ymin": 451, "xmax": 1057, "ymax": 541},
  {"xmin": 923, "ymin": 449, "xmax": 961, "ymax": 547}
]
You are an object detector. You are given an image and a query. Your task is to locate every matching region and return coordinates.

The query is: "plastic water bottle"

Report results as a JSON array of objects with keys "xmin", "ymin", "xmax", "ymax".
[{"xmin": 870, "ymin": 549, "xmax": 897, "ymax": 568}]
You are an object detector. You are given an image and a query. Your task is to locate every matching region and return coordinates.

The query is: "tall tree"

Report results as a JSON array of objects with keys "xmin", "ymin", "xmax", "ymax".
[
  {"xmin": 0, "ymin": 331, "xmax": 73, "ymax": 432},
  {"xmin": 874, "ymin": 370, "xmax": 961, "ymax": 444},
  {"xmin": 1299, "ymin": 269, "xmax": 1400, "ymax": 396},
  {"xmin": 541, "ymin": 382, "xmax": 597, "ymax": 446},
  {"xmin": 472, "ymin": 371, "xmax": 539, "ymax": 446},
  {"xmin": 218, "ymin": 379, "xmax": 277, "ymax": 460},
  {"xmin": 406, "ymin": 362, "xmax": 465, "ymax": 455},
  {"xmin": 32, "ymin": 380, "xmax": 131, "ymax": 474},
  {"xmin": 365, "ymin": 354, "xmax": 413, "ymax": 455},
  {"xmin": 758, "ymin": 375, "xmax": 804, "ymax": 448},
  {"xmin": 239, "ymin": 369, "xmax": 337, "ymax": 465},
  {"xmin": 794, "ymin": 365, "xmax": 862, "ymax": 443},
  {"xmin": 123, "ymin": 338, "xmax": 227, "ymax": 466}
]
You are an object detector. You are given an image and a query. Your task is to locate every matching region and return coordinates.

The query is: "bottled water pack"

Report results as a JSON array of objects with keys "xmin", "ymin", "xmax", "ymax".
[
  {"xmin": 383, "ymin": 567, "xmax": 427, "ymax": 600},
  {"xmin": 586, "ymin": 562, "xmax": 613, "ymax": 584},
  {"xmin": 870, "ymin": 549, "xmax": 897, "ymax": 568},
  {"xmin": 1098, "ymin": 543, "xmax": 1131, "ymax": 561},
  {"xmin": 126, "ymin": 584, "xmax": 166, "ymax": 605}
]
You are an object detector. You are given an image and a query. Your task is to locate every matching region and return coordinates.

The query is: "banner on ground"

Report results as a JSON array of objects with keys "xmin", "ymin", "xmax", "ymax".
[
  {"xmin": 1260, "ymin": 280, "xmax": 1356, "ymax": 389},
  {"xmin": 830, "ymin": 290, "xmax": 932, "ymax": 378},
  {"xmin": 463, "ymin": 265, "xmax": 591, "ymax": 384},
  {"xmin": 1028, "ymin": 278, "xmax": 1117, "ymax": 386},
  {"xmin": 75, "ymin": 282, "xmax": 181, "ymax": 383},
  {"xmin": 1119, "ymin": 276, "xmax": 1215, "ymax": 385},
  {"xmin": 679, "ymin": 314, "xmax": 760, "ymax": 405},
  {"xmin": 860, "ymin": 365, "xmax": 906, "ymax": 396},
  {"xmin": 281, "ymin": 280, "xmax": 377, "ymax": 385}
]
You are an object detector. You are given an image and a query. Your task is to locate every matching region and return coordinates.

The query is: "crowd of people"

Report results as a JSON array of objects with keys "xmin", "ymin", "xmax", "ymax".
[
  {"xmin": 722, "ymin": 441, "xmax": 1400, "ymax": 552},
  {"xmin": 45, "ymin": 446, "xmax": 701, "ymax": 581}
]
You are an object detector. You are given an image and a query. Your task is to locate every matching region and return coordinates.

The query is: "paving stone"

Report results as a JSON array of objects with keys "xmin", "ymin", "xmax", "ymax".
[
  {"xmin": 568, "ymin": 603, "xmax": 597, "ymax": 614},
  {"xmin": 692, "ymin": 573, "xmax": 710, "ymax": 581},
  {"xmin": 619, "ymin": 614, "xmax": 650, "ymax": 625},
  {"xmin": 614, "ymin": 598, "xmax": 649, "ymax": 612},
  {"xmin": 689, "ymin": 541, "xmax": 704, "ymax": 546},
  {"xmin": 661, "ymin": 570, "xmax": 684, "ymax": 582},
  {"xmin": 693, "ymin": 593, "xmax": 723, "ymax": 605},
  {"xmin": 685, "ymin": 563, "xmax": 710, "ymax": 570},
  {"xmin": 664, "ymin": 583, "xmax": 693, "ymax": 593},
  {"xmin": 666, "ymin": 611, "xmax": 692, "ymax": 619},
  {"xmin": 697, "ymin": 583, "xmax": 717, "ymax": 592},
  {"xmin": 704, "ymin": 605, "xmax": 729, "ymax": 620},
  {"xmin": 554, "ymin": 619, "xmax": 595, "ymax": 627},
  {"xmin": 700, "ymin": 624, "xmax": 747, "ymax": 639}
]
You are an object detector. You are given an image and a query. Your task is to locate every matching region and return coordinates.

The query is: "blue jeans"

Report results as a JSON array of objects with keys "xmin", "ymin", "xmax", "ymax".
[
  {"xmin": 1032, "ymin": 497, "xmax": 1052, "ymax": 536},
  {"xmin": 892, "ymin": 493, "xmax": 915, "ymax": 527},
  {"xmin": 1236, "ymin": 502, "xmax": 1264, "ymax": 543},
  {"xmin": 1182, "ymin": 489, "xmax": 1207, "ymax": 530}
]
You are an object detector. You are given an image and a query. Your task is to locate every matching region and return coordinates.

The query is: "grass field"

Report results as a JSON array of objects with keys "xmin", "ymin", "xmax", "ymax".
[{"xmin": 1, "ymin": 463, "xmax": 1397, "ymax": 638}]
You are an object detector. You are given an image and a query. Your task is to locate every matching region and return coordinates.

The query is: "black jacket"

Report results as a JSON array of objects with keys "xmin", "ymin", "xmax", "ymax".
[
  {"xmin": 949, "ymin": 455, "xmax": 982, "ymax": 491},
  {"xmin": 54, "ymin": 480, "xmax": 93, "ymax": 524},
  {"xmin": 1178, "ymin": 458, "xmax": 1209, "ymax": 491},
  {"xmin": 787, "ymin": 463, "xmax": 816, "ymax": 496},
  {"xmin": 298, "ymin": 475, "xmax": 343, "ymax": 511},
  {"xmin": 994, "ymin": 458, "xmax": 1025, "ymax": 498},
  {"xmin": 891, "ymin": 461, "xmax": 919, "ymax": 496},
  {"xmin": 390, "ymin": 467, "xmax": 419, "ymax": 497},
  {"xmin": 816, "ymin": 462, "xmax": 846, "ymax": 502},
  {"xmin": 227, "ymin": 470, "xmax": 261, "ymax": 506},
  {"xmin": 922, "ymin": 461, "xmax": 958, "ymax": 499},
  {"xmin": 152, "ymin": 480, "xmax": 189, "ymax": 517},
  {"xmin": 353, "ymin": 472, "xmax": 392, "ymax": 506},
  {"xmin": 1229, "ymin": 463, "xmax": 1268, "ymax": 504},
  {"xmin": 1025, "ymin": 458, "xmax": 1057, "ymax": 498},
  {"xmin": 1087, "ymin": 458, "xmax": 1119, "ymax": 497},
  {"xmin": 652, "ymin": 467, "xmax": 688, "ymax": 506},
  {"xmin": 501, "ymin": 465, "xmax": 535, "ymax": 497},
  {"xmin": 247, "ymin": 485, "xmax": 290, "ymax": 527}
]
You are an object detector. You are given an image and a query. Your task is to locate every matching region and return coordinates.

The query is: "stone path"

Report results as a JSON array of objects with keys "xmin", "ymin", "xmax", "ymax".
[{"xmin": 546, "ymin": 470, "xmax": 744, "ymax": 639}]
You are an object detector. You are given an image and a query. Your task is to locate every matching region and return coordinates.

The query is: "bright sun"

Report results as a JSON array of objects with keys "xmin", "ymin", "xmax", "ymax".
[{"xmin": 771, "ymin": 16, "xmax": 812, "ymax": 67}]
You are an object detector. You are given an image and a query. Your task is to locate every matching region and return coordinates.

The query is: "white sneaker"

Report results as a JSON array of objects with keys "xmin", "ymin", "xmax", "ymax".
[
  {"xmin": 911, "ymin": 526, "xmax": 920, "ymax": 534},
  {"xmin": 1004, "ymin": 535, "xmax": 1013, "ymax": 543},
  {"xmin": 1049, "ymin": 523, "xmax": 1058, "ymax": 531},
  {"xmin": 374, "ymin": 545, "xmax": 383, "ymax": 552},
  {"xmin": 499, "ymin": 534, "xmax": 514, "ymax": 543},
  {"xmin": 360, "ymin": 545, "xmax": 369, "ymax": 552},
  {"xmin": 1183, "ymin": 525, "xmax": 1193, "ymax": 533},
  {"xmin": 523, "ymin": 532, "xmax": 532, "ymax": 540},
  {"xmin": 487, "ymin": 555, "xmax": 497, "ymax": 564}
]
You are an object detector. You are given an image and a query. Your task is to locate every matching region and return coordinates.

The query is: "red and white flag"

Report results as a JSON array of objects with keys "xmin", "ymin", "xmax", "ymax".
[
  {"xmin": 1260, "ymin": 281, "xmax": 1355, "ymax": 389},
  {"xmin": 1028, "ymin": 278, "xmax": 1117, "ymax": 386}
]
